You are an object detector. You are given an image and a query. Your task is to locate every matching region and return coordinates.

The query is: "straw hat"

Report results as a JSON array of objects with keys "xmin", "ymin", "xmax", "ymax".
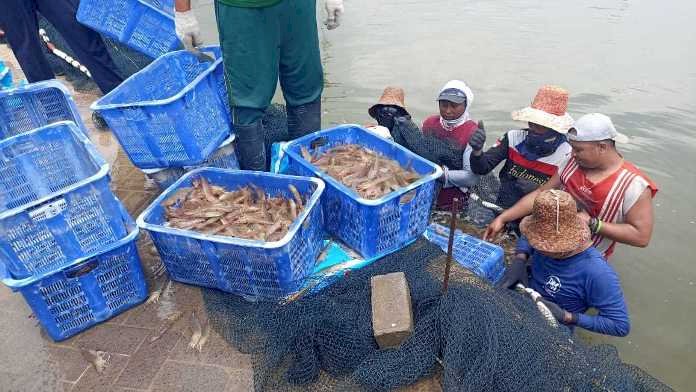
[
  {"xmin": 520, "ymin": 190, "xmax": 590, "ymax": 255},
  {"xmin": 511, "ymin": 85, "xmax": 574, "ymax": 133},
  {"xmin": 368, "ymin": 87, "xmax": 409, "ymax": 119}
]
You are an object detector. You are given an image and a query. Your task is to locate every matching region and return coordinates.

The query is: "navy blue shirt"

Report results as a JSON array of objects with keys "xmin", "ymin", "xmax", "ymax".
[{"xmin": 516, "ymin": 238, "xmax": 630, "ymax": 337}]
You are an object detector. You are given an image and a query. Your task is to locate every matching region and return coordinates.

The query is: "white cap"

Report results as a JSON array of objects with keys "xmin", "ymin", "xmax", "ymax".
[{"xmin": 568, "ymin": 113, "xmax": 629, "ymax": 143}]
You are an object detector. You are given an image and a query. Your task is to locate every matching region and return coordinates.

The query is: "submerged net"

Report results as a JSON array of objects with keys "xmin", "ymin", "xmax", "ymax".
[{"xmin": 202, "ymin": 239, "xmax": 673, "ymax": 392}]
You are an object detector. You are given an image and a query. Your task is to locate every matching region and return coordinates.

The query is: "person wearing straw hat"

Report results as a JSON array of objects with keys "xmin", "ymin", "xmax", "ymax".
[
  {"xmin": 365, "ymin": 86, "xmax": 410, "ymax": 140},
  {"xmin": 469, "ymin": 85, "xmax": 573, "ymax": 213},
  {"xmin": 175, "ymin": 0, "xmax": 344, "ymax": 171},
  {"xmin": 498, "ymin": 190, "xmax": 630, "ymax": 337},
  {"xmin": 485, "ymin": 113, "xmax": 658, "ymax": 259},
  {"xmin": 370, "ymin": 81, "xmax": 482, "ymax": 211}
]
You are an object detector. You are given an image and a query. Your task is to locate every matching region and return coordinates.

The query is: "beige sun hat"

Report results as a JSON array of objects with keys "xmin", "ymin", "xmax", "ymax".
[
  {"xmin": 368, "ymin": 87, "xmax": 409, "ymax": 119},
  {"xmin": 520, "ymin": 189, "xmax": 591, "ymax": 255},
  {"xmin": 511, "ymin": 85, "xmax": 574, "ymax": 133}
]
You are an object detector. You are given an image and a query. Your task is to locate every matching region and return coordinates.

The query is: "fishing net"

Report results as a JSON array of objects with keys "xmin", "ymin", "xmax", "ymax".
[
  {"xmin": 391, "ymin": 116, "xmax": 465, "ymax": 170},
  {"xmin": 464, "ymin": 173, "xmax": 502, "ymax": 228},
  {"xmin": 202, "ymin": 239, "xmax": 673, "ymax": 392}
]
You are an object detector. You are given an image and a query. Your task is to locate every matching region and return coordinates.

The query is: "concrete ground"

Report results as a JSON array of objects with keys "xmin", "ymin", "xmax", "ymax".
[{"xmin": 0, "ymin": 45, "xmax": 448, "ymax": 392}]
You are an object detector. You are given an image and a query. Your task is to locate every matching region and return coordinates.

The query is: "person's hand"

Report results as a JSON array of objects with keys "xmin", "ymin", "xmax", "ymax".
[
  {"xmin": 538, "ymin": 298, "xmax": 577, "ymax": 325},
  {"xmin": 496, "ymin": 256, "xmax": 528, "ymax": 289},
  {"xmin": 483, "ymin": 215, "xmax": 506, "ymax": 241},
  {"xmin": 324, "ymin": 0, "xmax": 344, "ymax": 30},
  {"xmin": 468, "ymin": 120, "xmax": 486, "ymax": 152},
  {"xmin": 175, "ymin": 10, "xmax": 203, "ymax": 49}
]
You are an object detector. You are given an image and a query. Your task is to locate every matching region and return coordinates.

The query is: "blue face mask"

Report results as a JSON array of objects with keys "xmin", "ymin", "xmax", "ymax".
[{"xmin": 524, "ymin": 130, "xmax": 564, "ymax": 158}]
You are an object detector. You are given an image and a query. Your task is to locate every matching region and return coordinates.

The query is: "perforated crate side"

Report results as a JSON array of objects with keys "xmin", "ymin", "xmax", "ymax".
[
  {"xmin": 93, "ymin": 51, "xmax": 231, "ymax": 168},
  {"xmin": 0, "ymin": 82, "xmax": 85, "ymax": 140},
  {"xmin": 13, "ymin": 221, "xmax": 146, "ymax": 341},
  {"xmin": 77, "ymin": 0, "xmax": 178, "ymax": 58}
]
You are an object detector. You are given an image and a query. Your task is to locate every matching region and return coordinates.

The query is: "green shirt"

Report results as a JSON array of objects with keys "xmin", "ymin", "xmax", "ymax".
[{"xmin": 217, "ymin": 0, "xmax": 282, "ymax": 7}]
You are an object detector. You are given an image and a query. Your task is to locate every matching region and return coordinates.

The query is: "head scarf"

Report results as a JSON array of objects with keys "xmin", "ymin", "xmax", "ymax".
[{"xmin": 438, "ymin": 80, "xmax": 474, "ymax": 131}]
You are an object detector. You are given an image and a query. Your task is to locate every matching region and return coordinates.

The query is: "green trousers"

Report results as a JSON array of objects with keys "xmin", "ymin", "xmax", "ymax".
[{"xmin": 214, "ymin": 0, "xmax": 323, "ymax": 125}]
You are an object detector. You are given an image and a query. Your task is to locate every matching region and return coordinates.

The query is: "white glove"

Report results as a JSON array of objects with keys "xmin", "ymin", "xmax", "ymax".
[
  {"xmin": 441, "ymin": 165, "xmax": 449, "ymax": 185},
  {"xmin": 324, "ymin": 0, "xmax": 344, "ymax": 30},
  {"xmin": 175, "ymin": 10, "xmax": 203, "ymax": 49}
]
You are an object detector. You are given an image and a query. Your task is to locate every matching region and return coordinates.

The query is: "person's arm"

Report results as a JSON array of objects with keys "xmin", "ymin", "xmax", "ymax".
[
  {"xmin": 595, "ymin": 188, "xmax": 654, "ymax": 248},
  {"xmin": 575, "ymin": 267, "xmax": 630, "ymax": 337},
  {"xmin": 469, "ymin": 135, "xmax": 509, "ymax": 175},
  {"xmin": 444, "ymin": 146, "xmax": 480, "ymax": 188},
  {"xmin": 175, "ymin": 0, "xmax": 191, "ymax": 11},
  {"xmin": 483, "ymin": 173, "xmax": 562, "ymax": 240}
]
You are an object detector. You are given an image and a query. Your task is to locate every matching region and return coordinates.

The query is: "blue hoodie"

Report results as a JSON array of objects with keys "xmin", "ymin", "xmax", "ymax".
[{"xmin": 516, "ymin": 237, "xmax": 630, "ymax": 337}]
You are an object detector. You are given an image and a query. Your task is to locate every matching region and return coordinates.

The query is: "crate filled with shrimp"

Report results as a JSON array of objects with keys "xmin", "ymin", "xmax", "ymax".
[
  {"xmin": 284, "ymin": 125, "xmax": 443, "ymax": 259},
  {"xmin": 137, "ymin": 168, "xmax": 325, "ymax": 300}
]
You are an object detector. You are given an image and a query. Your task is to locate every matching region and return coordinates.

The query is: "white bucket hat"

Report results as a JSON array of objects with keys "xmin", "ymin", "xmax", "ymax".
[{"xmin": 568, "ymin": 113, "xmax": 629, "ymax": 143}]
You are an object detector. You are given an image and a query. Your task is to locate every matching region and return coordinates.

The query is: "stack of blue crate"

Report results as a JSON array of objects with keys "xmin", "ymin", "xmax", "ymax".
[{"xmin": 0, "ymin": 82, "xmax": 147, "ymax": 341}]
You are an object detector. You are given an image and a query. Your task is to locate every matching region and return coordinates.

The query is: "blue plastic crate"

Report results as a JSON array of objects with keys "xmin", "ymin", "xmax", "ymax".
[
  {"xmin": 0, "ymin": 80, "xmax": 86, "ymax": 140},
  {"xmin": 143, "ymin": 134, "xmax": 239, "ymax": 190},
  {"xmin": 283, "ymin": 125, "xmax": 443, "ymax": 259},
  {"xmin": 76, "ymin": 0, "xmax": 179, "ymax": 59},
  {"xmin": 0, "ymin": 121, "xmax": 127, "ymax": 278},
  {"xmin": 137, "ymin": 168, "xmax": 325, "ymax": 300},
  {"xmin": 424, "ymin": 223, "xmax": 506, "ymax": 284},
  {"xmin": 92, "ymin": 47, "xmax": 231, "ymax": 169},
  {"xmin": 1, "ymin": 203, "xmax": 147, "ymax": 341}
]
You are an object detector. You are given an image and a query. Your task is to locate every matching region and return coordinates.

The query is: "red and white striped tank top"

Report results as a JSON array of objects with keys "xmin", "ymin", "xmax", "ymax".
[{"xmin": 559, "ymin": 157, "xmax": 658, "ymax": 259}]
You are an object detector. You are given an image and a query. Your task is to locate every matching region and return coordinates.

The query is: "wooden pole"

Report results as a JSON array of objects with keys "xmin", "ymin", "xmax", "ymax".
[{"xmin": 442, "ymin": 198, "xmax": 459, "ymax": 293}]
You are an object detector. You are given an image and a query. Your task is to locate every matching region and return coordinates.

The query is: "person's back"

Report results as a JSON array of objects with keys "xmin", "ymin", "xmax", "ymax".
[{"xmin": 527, "ymin": 245, "xmax": 630, "ymax": 337}]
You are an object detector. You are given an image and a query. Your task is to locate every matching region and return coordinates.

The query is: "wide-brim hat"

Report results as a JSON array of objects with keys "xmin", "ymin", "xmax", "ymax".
[
  {"xmin": 511, "ymin": 85, "xmax": 574, "ymax": 133},
  {"xmin": 369, "ymin": 86, "xmax": 409, "ymax": 119},
  {"xmin": 520, "ymin": 189, "xmax": 591, "ymax": 254}
]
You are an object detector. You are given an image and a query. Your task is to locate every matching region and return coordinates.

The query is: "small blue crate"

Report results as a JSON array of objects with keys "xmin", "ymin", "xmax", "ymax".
[
  {"xmin": 92, "ymin": 47, "xmax": 231, "ymax": 169},
  {"xmin": 137, "ymin": 168, "xmax": 325, "ymax": 300},
  {"xmin": 284, "ymin": 125, "xmax": 443, "ymax": 259},
  {"xmin": 77, "ymin": 0, "xmax": 179, "ymax": 58},
  {"xmin": 0, "ymin": 80, "xmax": 86, "ymax": 140},
  {"xmin": 424, "ymin": 223, "xmax": 505, "ymax": 284},
  {"xmin": 0, "ymin": 121, "xmax": 127, "ymax": 278},
  {"xmin": 1, "ymin": 203, "xmax": 148, "ymax": 341},
  {"xmin": 143, "ymin": 134, "xmax": 239, "ymax": 190}
]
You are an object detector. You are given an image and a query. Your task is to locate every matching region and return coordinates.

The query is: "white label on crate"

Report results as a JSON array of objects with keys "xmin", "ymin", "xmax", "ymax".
[{"xmin": 29, "ymin": 198, "xmax": 67, "ymax": 222}]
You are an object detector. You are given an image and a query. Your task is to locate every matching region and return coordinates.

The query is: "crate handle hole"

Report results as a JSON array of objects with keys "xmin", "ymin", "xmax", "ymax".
[{"xmin": 65, "ymin": 259, "xmax": 99, "ymax": 278}]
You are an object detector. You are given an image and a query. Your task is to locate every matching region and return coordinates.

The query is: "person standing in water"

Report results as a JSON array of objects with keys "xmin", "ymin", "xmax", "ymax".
[{"xmin": 174, "ymin": 0, "xmax": 345, "ymax": 171}]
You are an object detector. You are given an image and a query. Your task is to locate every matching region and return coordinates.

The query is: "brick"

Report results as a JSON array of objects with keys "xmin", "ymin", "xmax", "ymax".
[{"xmin": 370, "ymin": 272, "xmax": 414, "ymax": 349}]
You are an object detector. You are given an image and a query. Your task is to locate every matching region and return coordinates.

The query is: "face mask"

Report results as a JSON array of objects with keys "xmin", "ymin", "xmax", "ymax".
[
  {"xmin": 525, "ymin": 130, "xmax": 561, "ymax": 157},
  {"xmin": 376, "ymin": 106, "xmax": 401, "ymax": 130}
]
